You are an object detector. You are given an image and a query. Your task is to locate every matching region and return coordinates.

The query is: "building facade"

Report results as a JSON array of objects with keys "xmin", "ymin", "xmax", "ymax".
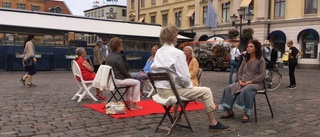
[
  {"xmin": 83, "ymin": 4, "xmax": 127, "ymax": 46},
  {"xmin": 127, "ymin": 0, "xmax": 320, "ymax": 69},
  {"xmin": 0, "ymin": 0, "xmax": 46, "ymax": 11}
]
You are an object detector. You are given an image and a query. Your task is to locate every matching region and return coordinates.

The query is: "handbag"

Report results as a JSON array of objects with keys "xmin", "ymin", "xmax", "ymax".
[
  {"xmin": 235, "ymin": 56, "xmax": 242, "ymax": 61},
  {"xmin": 105, "ymin": 101, "xmax": 126, "ymax": 114}
]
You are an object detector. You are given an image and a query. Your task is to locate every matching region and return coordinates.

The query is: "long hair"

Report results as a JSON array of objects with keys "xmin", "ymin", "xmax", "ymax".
[
  {"xmin": 244, "ymin": 39, "xmax": 262, "ymax": 62},
  {"xmin": 183, "ymin": 46, "xmax": 195, "ymax": 58},
  {"xmin": 23, "ymin": 35, "xmax": 34, "ymax": 50}
]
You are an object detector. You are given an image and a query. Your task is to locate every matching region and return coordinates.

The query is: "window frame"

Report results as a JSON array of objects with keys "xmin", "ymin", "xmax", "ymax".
[
  {"xmin": 304, "ymin": 0, "xmax": 318, "ymax": 14},
  {"xmin": 222, "ymin": 2, "xmax": 230, "ymax": 23},
  {"xmin": 162, "ymin": 14, "xmax": 168, "ymax": 26},
  {"xmin": 31, "ymin": 5, "xmax": 39, "ymax": 11},
  {"xmin": 175, "ymin": 11, "xmax": 182, "ymax": 27},
  {"xmin": 151, "ymin": 15, "xmax": 156, "ymax": 24},
  {"xmin": 17, "ymin": 3, "xmax": 25, "ymax": 9},
  {"xmin": 203, "ymin": 6, "xmax": 208, "ymax": 25},
  {"xmin": 2, "ymin": 2, "xmax": 11, "ymax": 8},
  {"xmin": 274, "ymin": 0, "xmax": 285, "ymax": 17},
  {"xmin": 131, "ymin": 0, "xmax": 135, "ymax": 9}
]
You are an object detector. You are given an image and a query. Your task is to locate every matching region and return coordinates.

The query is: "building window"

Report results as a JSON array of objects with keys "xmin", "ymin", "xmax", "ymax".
[
  {"xmin": 203, "ymin": 6, "xmax": 208, "ymax": 25},
  {"xmin": 275, "ymin": 0, "xmax": 285, "ymax": 17},
  {"xmin": 141, "ymin": 0, "xmax": 145, "ymax": 7},
  {"xmin": 101, "ymin": 9, "xmax": 104, "ymax": 17},
  {"xmin": 151, "ymin": 15, "xmax": 156, "ymax": 24},
  {"xmin": 122, "ymin": 9, "xmax": 127, "ymax": 16},
  {"xmin": 55, "ymin": 7, "xmax": 62, "ymax": 13},
  {"xmin": 91, "ymin": 12, "xmax": 93, "ymax": 17},
  {"xmin": 305, "ymin": 0, "xmax": 318, "ymax": 14},
  {"xmin": 189, "ymin": 14, "xmax": 195, "ymax": 26},
  {"xmin": 131, "ymin": 0, "xmax": 135, "ymax": 9},
  {"xmin": 244, "ymin": 1, "xmax": 254, "ymax": 20},
  {"xmin": 300, "ymin": 30, "xmax": 319, "ymax": 59},
  {"xmin": 175, "ymin": 11, "xmax": 181, "ymax": 27},
  {"xmin": 17, "ymin": 3, "xmax": 25, "ymax": 9},
  {"xmin": 152, "ymin": 0, "xmax": 156, "ymax": 5},
  {"xmin": 94, "ymin": 11, "xmax": 97, "ymax": 17},
  {"xmin": 163, "ymin": 0, "xmax": 168, "ymax": 3},
  {"xmin": 31, "ymin": 5, "xmax": 39, "ymax": 11},
  {"xmin": 162, "ymin": 14, "xmax": 168, "ymax": 26},
  {"xmin": 222, "ymin": 2, "xmax": 230, "ymax": 22},
  {"xmin": 2, "ymin": 2, "xmax": 11, "ymax": 8},
  {"xmin": 97, "ymin": 10, "xmax": 100, "ymax": 17}
]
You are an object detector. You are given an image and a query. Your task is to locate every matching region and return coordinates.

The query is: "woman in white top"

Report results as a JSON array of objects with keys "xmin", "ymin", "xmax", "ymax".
[{"xmin": 228, "ymin": 44, "xmax": 241, "ymax": 84}]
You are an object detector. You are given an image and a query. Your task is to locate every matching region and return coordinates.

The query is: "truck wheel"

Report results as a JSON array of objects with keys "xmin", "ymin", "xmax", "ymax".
[{"xmin": 206, "ymin": 62, "xmax": 214, "ymax": 71}]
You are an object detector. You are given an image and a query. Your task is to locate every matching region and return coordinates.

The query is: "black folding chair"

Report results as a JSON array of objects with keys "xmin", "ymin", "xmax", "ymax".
[{"xmin": 147, "ymin": 72, "xmax": 194, "ymax": 135}]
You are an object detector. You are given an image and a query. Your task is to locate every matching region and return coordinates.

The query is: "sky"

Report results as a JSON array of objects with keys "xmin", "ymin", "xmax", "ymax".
[{"xmin": 63, "ymin": 0, "xmax": 127, "ymax": 16}]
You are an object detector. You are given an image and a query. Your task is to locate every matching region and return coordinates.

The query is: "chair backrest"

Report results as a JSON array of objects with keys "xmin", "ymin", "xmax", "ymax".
[
  {"xmin": 71, "ymin": 60, "xmax": 85, "ymax": 82},
  {"xmin": 197, "ymin": 68, "xmax": 203, "ymax": 86},
  {"xmin": 147, "ymin": 72, "xmax": 183, "ymax": 103}
]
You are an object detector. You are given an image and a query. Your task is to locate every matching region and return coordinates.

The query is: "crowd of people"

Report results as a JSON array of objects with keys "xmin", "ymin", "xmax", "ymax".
[{"xmin": 20, "ymin": 25, "xmax": 302, "ymax": 133}]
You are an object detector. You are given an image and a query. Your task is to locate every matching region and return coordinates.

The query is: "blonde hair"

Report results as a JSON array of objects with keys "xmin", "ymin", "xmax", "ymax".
[
  {"xmin": 159, "ymin": 25, "xmax": 178, "ymax": 45},
  {"xmin": 287, "ymin": 40, "xmax": 293, "ymax": 45},
  {"xmin": 183, "ymin": 46, "xmax": 195, "ymax": 58}
]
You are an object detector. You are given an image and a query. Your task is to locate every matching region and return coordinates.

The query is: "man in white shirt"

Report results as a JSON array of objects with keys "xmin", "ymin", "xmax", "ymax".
[{"xmin": 151, "ymin": 25, "xmax": 230, "ymax": 132}]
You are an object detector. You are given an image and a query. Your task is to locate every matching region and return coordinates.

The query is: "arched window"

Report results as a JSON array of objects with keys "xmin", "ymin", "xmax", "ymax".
[
  {"xmin": 298, "ymin": 29, "xmax": 319, "ymax": 59},
  {"xmin": 268, "ymin": 30, "xmax": 286, "ymax": 58},
  {"xmin": 55, "ymin": 7, "xmax": 62, "ymax": 13}
]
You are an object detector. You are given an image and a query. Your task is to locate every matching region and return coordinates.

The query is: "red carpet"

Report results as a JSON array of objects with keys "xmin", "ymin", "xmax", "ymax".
[{"xmin": 83, "ymin": 100, "xmax": 205, "ymax": 119}]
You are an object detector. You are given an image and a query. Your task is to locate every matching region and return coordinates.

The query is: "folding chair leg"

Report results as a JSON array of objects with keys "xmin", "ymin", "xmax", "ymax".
[
  {"xmin": 117, "ymin": 88, "xmax": 131, "ymax": 111},
  {"xmin": 254, "ymin": 96, "xmax": 257, "ymax": 122},
  {"xmin": 265, "ymin": 93, "xmax": 274, "ymax": 118},
  {"xmin": 155, "ymin": 106, "xmax": 172, "ymax": 132},
  {"xmin": 71, "ymin": 88, "xmax": 84, "ymax": 100},
  {"xmin": 107, "ymin": 91, "xmax": 118, "ymax": 103}
]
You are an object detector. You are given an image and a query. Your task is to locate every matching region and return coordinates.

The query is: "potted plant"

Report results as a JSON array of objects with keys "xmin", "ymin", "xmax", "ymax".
[
  {"xmin": 65, "ymin": 50, "xmax": 75, "ymax": 59},
  {"xmin": 15, "ymin": 51, "xmax": 24, "ymax": 58},
  {"xmin": 228, "ymin": 28, "xmax": 239, "ymax": 40}
]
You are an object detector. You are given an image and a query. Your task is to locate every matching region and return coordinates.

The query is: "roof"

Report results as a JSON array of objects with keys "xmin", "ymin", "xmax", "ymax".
[
  {"xmin": 0, "ymin": 9, "xmax": 190, "ymax": 40},
  {"xmin": 84, "ymin": 4, "xmax": 126, "ymax": 12},
  {"xmin": 45, "ymin": 0, "xmax": 72, "ymax": 15}
]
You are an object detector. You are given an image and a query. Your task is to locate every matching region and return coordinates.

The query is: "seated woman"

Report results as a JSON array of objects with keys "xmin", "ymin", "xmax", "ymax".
[
  {"xmin": 183, "ymin": 46, "xmax": 199, "ymax": 87},
  {"xmin": 75, "ymin": 47, "xmax": 106, "ymax": 100},
  {"xmin": 219, "ymin": 39, "xmax": 266, "ymax": 123},
  {"xmin": 131, "ymin": 45, "xmax": 159, "ymax": 96},
  {"xmin": 105, "ymin": 37, "xmax": 142, "ymax": 110}
]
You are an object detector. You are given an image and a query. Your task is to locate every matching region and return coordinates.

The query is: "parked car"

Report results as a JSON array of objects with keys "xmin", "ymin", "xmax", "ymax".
[{"xmin": 180, "ymin": 40, "xmax": 239, "ymax": 71}]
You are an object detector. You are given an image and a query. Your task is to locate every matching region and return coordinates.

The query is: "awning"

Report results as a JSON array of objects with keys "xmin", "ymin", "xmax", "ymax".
[
  {"xmin": 240, "ymin": 0, "xmax": 252, "ymax": 7},
  {"xmin": 186, "ymin": 9, "xmax": 195, "ymax": 17},
  {"xmin": 0, "ymin": 9, "xmax": 190, "ymax": 40},
  {"xmin": 138, "ymin": 17, "xmax": 145, "ymax": 22}
]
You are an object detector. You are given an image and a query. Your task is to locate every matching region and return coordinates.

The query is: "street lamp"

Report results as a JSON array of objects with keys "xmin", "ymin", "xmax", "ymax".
[{"xmin": 230, "ymin": 7, "xmax": 254, "ymax": 52}]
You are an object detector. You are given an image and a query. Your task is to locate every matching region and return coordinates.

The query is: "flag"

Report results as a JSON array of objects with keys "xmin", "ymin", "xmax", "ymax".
[{"xmin": 205, "ymin": 0, "xmax": 217, "ymax": 28}]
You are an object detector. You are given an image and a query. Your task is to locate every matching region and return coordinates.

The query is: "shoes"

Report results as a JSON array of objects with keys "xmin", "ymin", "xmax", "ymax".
[
  {"xmin": 220, "ymin": 113, "xmax": 235, "ymax": 119},
  {"xmin": 96, "ymin": 94, "xmax": 107, "ymax": 100},
  {"xmin": 286, "ymin": 85, "xmax": 296, "ymax": 89},
  {"xmin": 27, "ymin": 83, "xmax": 36, "ymax": 87},
  {"xmin": 129, "ymin": 105, "xmax": 143, "ymax": 110},
  {"xmin": 242, "ymin": 114, "xmax": 250, "ymax": 123},
  {"xmin": 20, "ymin": 78, "xmax": 26, "ymax": 86},
  {"xmin": 209, "ymin": 121, "xmax": 231, "ymax": 132}
]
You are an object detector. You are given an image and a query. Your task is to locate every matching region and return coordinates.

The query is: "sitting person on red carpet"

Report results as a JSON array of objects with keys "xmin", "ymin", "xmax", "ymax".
[
  {"xmin": 105, "ymin": 37, "xmax": 142, "ymax": 110},
  {"xmin": 151, "ymin": 25, "xmax": 230, "ymax": 131},
  {"xmin": 75, "ymin": 47, "xmax": 106, "ymax": 100}
]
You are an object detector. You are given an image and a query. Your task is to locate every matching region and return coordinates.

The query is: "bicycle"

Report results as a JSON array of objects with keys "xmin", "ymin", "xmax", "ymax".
[{"xmin": 265, "ymin": 68, "xmax": 282, "ymax": 91}]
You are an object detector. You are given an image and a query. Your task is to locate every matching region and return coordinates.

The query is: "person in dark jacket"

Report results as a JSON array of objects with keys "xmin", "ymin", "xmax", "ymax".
[
  {"xmin": 286, "ymin": 40, "xmax": 302, "ymax": 89},
  {"xmin": 105, "ymin": 37, "xmax": 142, "ymax": 110}
]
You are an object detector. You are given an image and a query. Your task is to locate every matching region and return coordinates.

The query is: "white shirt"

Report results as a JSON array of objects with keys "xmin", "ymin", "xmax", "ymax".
[
  {"xmin": 151, "ymin": 43, "xmax": 192, "ymax": 89},
  {"xmin": 230, "ymin": 47, "xmax": 240, "ymax": 60}
]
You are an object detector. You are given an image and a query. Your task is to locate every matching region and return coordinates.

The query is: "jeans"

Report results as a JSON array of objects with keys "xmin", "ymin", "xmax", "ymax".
[
  {"xmin": 228, "ymin": 60, "xmax": 239, "ymax": 84},
  {"xmin": 131, "ymin": 73, "xmax": 149, "ymax": 91}
]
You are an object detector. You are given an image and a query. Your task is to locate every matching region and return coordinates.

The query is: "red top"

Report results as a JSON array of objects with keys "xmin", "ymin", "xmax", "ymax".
[{"xmin": 76, "ymin": 57, "xmax": 96, "ymax": 81}]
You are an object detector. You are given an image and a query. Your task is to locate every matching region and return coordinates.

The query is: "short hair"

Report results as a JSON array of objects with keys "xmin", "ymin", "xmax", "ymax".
[
  {"xmin": 109, "ymin": 37, "xmax": 122, "ymax": 52},
  {"xmin": 159, "ymin": 25, "xmax": 178, "ymax": 45},
  {"xmin": 75, "ymin": 47, "xmax": 85, "ymax": 56},
  {"xmin": 287, "ymin": 40, "xmax": 293, "ymax": 45},
  {"xmin": 183, "ymin": 46, "xmax": 195, "ymax": 58},
  {"xmin": 152, "ymin": 45, "xmax": 159, "ymax": 49}
]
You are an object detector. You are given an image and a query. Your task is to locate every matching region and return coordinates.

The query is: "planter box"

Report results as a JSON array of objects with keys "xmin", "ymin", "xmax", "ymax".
[
  {"xmin": 65, "ymin": 55, "xmax": 76, "ymax": 59},
  {"xmin": 35, "ymin": 54, "xmax": 41, "ymax": 58},
  {"xmin": 15, "ymin": 54, "xmax": 24, "ymax": 58}
]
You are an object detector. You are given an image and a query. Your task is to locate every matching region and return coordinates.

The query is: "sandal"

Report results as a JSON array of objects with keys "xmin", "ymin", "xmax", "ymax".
[
  {"xmin": 129, "ymin": 105, "xmax": 143, "ymax": 110},
  {"xmin": 220, "ymin": 111, "xmax": 234, "ymax": 119},
  {"xmin": 242, "ymin": 114, "xmax": 250, "ymax": 123},
  {"xmin": 20, "ymin": 78, "xmax": 26, "ymax": 86},
  {"xmin": 96, "ymin": 94, "xmax": 107, "ymax": 100}
]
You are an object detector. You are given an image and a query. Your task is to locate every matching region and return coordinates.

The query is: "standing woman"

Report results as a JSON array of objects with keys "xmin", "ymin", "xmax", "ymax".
[
  {"xmin": 286, "ymin": 40, "xmax": 302, "ymax": 89},
  {"xmin": 183, "ymin": 46, "xmax": 199, "ymax": 86},
  {"xmin": 228, "ymin": 44, "xmax": 241, "ymax": 84},
  {"xmin": 105, "ymin": 37, "xmax": 142, "ymax": 110},
  {"xmin": 20, "ymin": 35, "xmax": 37, "ymax": 87},
  {"xmin": 93, "ymin": 40, "xmax": 105, "ymax": 73}
]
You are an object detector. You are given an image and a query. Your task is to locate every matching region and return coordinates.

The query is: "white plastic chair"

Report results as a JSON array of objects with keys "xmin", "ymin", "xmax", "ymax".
[
  {"xmin": 143, "ymin": 79, "xmax": 155, "ymax": 97},
  {"xmin": 71, "ymin": 60, "xmax": 98, "ymax": 102}
]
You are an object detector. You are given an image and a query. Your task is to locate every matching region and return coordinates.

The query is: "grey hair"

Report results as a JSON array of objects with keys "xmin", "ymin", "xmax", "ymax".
[
  {"xmin": 96, "ymin": 40, "xmax": 102, "ymax": 46},
  {"xmin": 75, "ymin": 47, "xmax": 85, "ymax": 56},
  {"xmin": 183, "ymin": 46, "xmax": 195, "ymax": 58}
]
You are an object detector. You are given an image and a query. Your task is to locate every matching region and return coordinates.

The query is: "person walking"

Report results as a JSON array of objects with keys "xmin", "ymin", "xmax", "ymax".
[
  {"xmin": 93, "ymin": 40, "xmax": 104, "ymax": 73},
  {"xmin": 101, "ymin": 38, "xmax": 109, "ymax": 63},
  {"xmin": 286, "ymin": 40, "xmax": 302, "ymax": 89},
  {"xmin": 20, "ymin": 35, "xmax": 37, "ymax": 87}
]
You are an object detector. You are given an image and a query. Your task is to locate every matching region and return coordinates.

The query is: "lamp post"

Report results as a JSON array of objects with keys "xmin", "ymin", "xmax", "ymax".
[{"xmin": 230, "ymin": 7, "xmax": 254, "ymax": 52}]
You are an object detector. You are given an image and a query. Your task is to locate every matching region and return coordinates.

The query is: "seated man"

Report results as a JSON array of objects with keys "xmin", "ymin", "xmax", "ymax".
[
  {"xmin": 132, "ymin": 45, "xmax": 159, "ymax": 96},
  {"xmin": 151, "ymin": 25, "xmax": 230, "ymax": 131}
]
